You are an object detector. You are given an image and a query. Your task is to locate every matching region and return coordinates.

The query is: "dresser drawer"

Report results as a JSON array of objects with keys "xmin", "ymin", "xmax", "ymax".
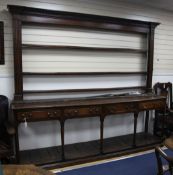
[
  {"xmin": 17, "ymin": 110, "xmax": 62, "ymax": 122},
  {"xmin": 64, "ymin": 106, "xmax": 101, "ymax": 118},
  {"xmin": 105, "ymin": 103, "xmax": 136, "ymax": 114},
  {"xmin": 138, "ymin": 100, "xmax": 165, "ymax": 110}
]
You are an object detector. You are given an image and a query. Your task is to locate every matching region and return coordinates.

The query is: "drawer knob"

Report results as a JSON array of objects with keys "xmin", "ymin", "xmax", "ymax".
[
  {"xmin": 48, "ymin": 112, "xmax": 54, "ymax": 118},
  {"xmin": 110, "ymin": 109, "xmax": 114, "ymax": 113},
  {"xmin": 143, "ymin": 105, "xmax": 148, "ymax": 109},
  {"xmin": 109, "ymin": 108, "xmax": 115, "ymax": 113},
  {"xmin": 21, "ymin": 112, "xmax": 31, "ymax": 118},
  {"xmin": 24, "ymin": 117, "xmax": 27, "ymax": 128},
  {"xmin": 125, "ymin": 106, "xmax": 129, "ymax": 110},
  {"xmin": 95, "ymin": 109, "xmax": 99, "ymax": 112},
  {"xmin": 74, "ymin": 110, "xmax": 78, "ymax": 113},
  {"xmin": 89, "ymin": 108, "xmax": 94, "ymax": 112}
]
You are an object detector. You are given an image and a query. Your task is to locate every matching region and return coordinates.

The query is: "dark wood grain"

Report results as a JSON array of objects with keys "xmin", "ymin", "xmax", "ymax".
[
  {"xmin": 11, "ymin": 94, "xmax": 166, "ymax": 110},
  {"xmin": 153, "ymin": 82, "xmax": 173, "ymax": 136},
  {"xmin": 12, "ymin": 17, "xmax": 23, "ymax": 100},
  {"xmin": 60, "ymin": 120, "xmax": 65, "ymax": 161},
  {"xmin": 100, "ymin": 116, "xmax": 105, "ymax": 154},
  {"xmin": 0, "ymin": 21, "xmax": 4, "ymax": 65},
  {"xmin": 19, "ymin": 132, "xmax": 161, "ymax": 166},
  {"xmin": 22, "ymin": 72, "xmax": 147, "ymax": 76},
  {"xmin": 22, "ymin": 44, "xmax": 147, "ymax": 54},
  {"xmin": 164, "ymin": 136, "xmax": 173, "ymax": 150},
  {"xmin": 11, "ymin": 93, "xmax": 166, "ymax": 166},
  {"xmin": 2, "ymin": 165, "xmax": 53, "ymax": 175},
  {"xmin": 8, "ymin": 5, "xmax": 159, "ymax": 99},
  {"xmin": 23, "ymin": 86, "xmax": 146, "ymax": 94},
  {"xmin": 146, "ymin": 24, "xmax": 156, "ymax": 92},
  {"xmin": 133, "ymin": 112, "xmax": 138, "ymax": 147},
  {"xmin": 8, "ymin": 5, "xmax": 159, "ymax": 34},
  {"xmin": 8, "ymin": 5, "xmax": 160, "ymax": 167}
]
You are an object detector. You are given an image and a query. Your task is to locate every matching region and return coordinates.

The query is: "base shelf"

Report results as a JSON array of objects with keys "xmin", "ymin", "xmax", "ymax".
[{"xmin": 19, "ymin": 132, "xmax": 161, "ymax": 167}]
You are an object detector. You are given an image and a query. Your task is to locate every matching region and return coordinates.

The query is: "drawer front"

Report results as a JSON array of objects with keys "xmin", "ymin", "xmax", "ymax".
[
  {"xmin": 105, "ymin": 103, "xmax": 136, "ymax": 114},
  {"xmin": 17, "ymin": 110, "xmax": 61, "ymax": 122},
  {"xmin": 64, "ymin": 106, "xmax": 101, "ymax": 118},
  {"xmin": 138, "ymin": 100, "xmax": 165, "ymax": 111}
]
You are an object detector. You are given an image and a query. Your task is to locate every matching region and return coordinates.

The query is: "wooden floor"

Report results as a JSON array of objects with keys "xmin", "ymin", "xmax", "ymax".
[{"xmin": 20, "ymin": 132, "xmax": 161, "ymax": 167}]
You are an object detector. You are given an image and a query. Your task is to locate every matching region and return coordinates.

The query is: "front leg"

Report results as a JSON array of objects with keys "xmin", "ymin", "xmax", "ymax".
[{"xmin": 133, "ymin": 112, "xmax": 138, "ymax": 147}]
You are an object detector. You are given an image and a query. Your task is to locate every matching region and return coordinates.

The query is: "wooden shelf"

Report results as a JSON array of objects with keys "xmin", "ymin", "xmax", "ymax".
[
  {"xmin": 22, "ymin": 71, "xmax": 147, "ymax": 76},
  {"xmin": 23, "ymin": 86, "xmax": 146, "ymax": 94},
  {"xmin": 22, "ymin": 44, "xmax": 147, "ymax": 54},
  {"xmin": 9, "ymin": 5, "xmax": 160, "ymax": 167},
  {"xmin": 19, "ymin": 132, "xmax": 161, "ymax": 167}
]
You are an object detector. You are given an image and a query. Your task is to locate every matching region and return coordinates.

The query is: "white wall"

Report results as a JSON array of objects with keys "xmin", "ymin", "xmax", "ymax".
[{"xmin": 0, "ymin": 0, "xmax": 173, "ymax": 150}]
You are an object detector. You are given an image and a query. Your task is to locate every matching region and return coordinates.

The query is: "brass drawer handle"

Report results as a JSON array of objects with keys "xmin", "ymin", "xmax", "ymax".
[
  {"xmin": 89, "ymin": 108, "xmax": 99, "ymax": 113},
  {"xmin": 95, "ymin": 108, "xmax": 99, "ymax": 112},
  {"xmin": 108, "ymin": 108, "xmax": 115, "ymax": 113},
  {"xmin": 21, "ymin": 112, "xmax": 32, "ymax": 118},
  {"xmin": 125, "ymin": 106, "xmax": 130, "ymax": 110},
  {"xmin": 125, "ymin": 104, "xmax": 134, "ymax": 110},
  {"xmin": 110, "ymin": 109, "xmax": 115, "ymax": 113},
  {"xmin": 54, "ymin": 111, "xmax": 60, "ymax": 117},
  {"xmin": 89, "ymin": 108, "xmax": 94, "ymax": 112},
  {"xmin": 74, "ymin": 110, "xmax": 78, "ymax": 113},
  {"xmin": 143, "ymin": 105, "xmax": 148, "ymax": 109},
  {"xmin": 48, "ymin": 112, "xmax": 54, "ymax": 118},
  {"xmin": 21, "ymin": 113, "xmax": 25, "ymax": 117}
]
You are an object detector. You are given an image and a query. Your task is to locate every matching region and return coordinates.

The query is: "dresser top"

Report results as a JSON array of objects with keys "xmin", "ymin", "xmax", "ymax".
[{"xmin": 11, "ymin": 93, "xmax": 166, "ymax": 110}]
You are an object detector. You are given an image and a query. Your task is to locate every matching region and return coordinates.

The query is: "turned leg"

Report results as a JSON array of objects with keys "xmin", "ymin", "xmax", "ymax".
[
  {"xmin": 15, "ymin": 123, "xmax": 20, "ymax": 163},
  {"xmin": 154, "ymin": 110, "xmax": 158, "ymax": 136},
  {"xmin": 100, "ymin": 116, "xmax": 105, "ymax": 154},
  {"xmin": 60, "ymin": 120, "xmax": 65, "ymax": 161},
  {"xmin": 133, "ymin": 112, "xmax": 138, "ymax": 147},
  {"xmin": 161, "ymin": 105, "xmax": 167, "ymax": 137},
  {"xmin": 145, "ymin": 111, "xmax": 149, "ymax": 133},
  {"xmin": 155, "ymin": 147, "xmax": 164, "ymax": 175}
]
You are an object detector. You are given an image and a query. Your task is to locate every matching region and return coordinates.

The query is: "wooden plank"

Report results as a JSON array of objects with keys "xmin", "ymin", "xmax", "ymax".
[
  {"xmin": 19, "ymin": 132, "xmax": 161, "ymax": 166},
  {"xmin": 65, "ymin": 140, "xmax": 100, "ymax": 160},
  {"xmin": 46, "ymin": 147, "xmax": 61, "ymax": 163},
  {"xmin": 0, "ymin": 22, "xmax": 4, "ymax": 65},
  {"xmin": 8, "ymin": 5, "xmax": 158, "ymax": 34},
  {"xmin": 20, "ymin": 150, "xmax": 31, "ymax": 164},
  {"xmin": 45, "ymin": 143, "xmax": 160, "ymax": 170},
  {"xmin": 11, "ymin": 94, "xmax": 166, "ymax": 110},
  {"xmin": 22, "ymin": 44, "xmax": 147, "ymax": 54},
  {"xmin": 3, "ymin": 165, "xmax": 54, "ymax": 175},
  {"xmin": 23, "ymin": 86, "xmax": 146, "ymax": 94},
  {"xmin": 103, "ymin": 134, "xmax": 133, "ymax": 154},
  {"xmin": 22, "ymin": 72, "xmax": 147, "ymax": 76},
  {"xmin": 136, "ymin": 133, "xmax": 161, "ymax": 147}
]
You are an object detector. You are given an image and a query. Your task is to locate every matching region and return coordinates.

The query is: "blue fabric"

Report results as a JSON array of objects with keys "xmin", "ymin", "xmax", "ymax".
[{"xmin": 58, "ymin": 149, "xmax": 173, "ymax": 175}]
